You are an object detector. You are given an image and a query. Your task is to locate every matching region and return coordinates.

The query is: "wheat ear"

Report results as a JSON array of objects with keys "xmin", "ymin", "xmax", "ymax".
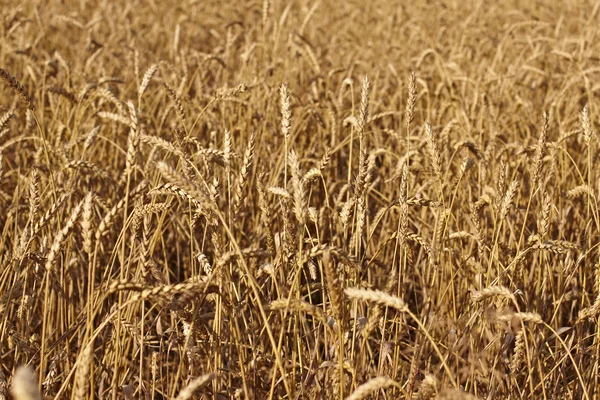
[
  {"xmin": 10, "ymin": 366, "xmax": 41, "ymax": 400},
  {"xmin": 173, "ymin": 373, "xmax": 216, "ymax": 400},
  {"xmin": 346, "ymin": 376, "xmax": 400, "ymax": 400},
  {"xmin": 0, "ymin": 68, "xmax": 34, "ymax": 110}
]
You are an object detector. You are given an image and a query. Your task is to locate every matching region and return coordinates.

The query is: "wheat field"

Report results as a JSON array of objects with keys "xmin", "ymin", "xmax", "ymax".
[{"xmin": 1, "ymin": 0, "xmax": 600, "ymax": 399}]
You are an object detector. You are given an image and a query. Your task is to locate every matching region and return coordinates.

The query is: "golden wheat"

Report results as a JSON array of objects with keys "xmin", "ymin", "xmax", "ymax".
[{"xmin": 1, "ymin": 2, "xmax": 600, "ymax": 399}]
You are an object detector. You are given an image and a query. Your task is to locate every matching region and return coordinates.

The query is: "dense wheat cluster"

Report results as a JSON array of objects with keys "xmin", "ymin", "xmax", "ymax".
[{"xmin": 2, "ymin": 0, "xmax": 600, "ymax": 399}]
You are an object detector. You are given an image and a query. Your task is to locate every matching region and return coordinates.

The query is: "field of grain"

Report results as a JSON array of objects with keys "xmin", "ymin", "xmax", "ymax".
[{"xmin": 2, "ymin": 0, "xmax": 600, "ymax": 399}]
